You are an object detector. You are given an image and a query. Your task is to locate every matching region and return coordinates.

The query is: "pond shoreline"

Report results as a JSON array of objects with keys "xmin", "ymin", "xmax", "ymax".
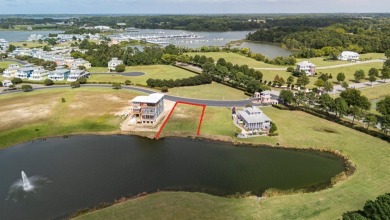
[{"xmin": 2, "ymin": 131, "xmax": 352, "ymax": 219}]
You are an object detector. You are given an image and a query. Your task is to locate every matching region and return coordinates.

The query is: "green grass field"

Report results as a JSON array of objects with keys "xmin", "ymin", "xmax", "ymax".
[
  {"xmin": 185, "ymin": 52, "xmax": 283, "ymax": 68},
  {"xmin": 88, "ymin": 65, "xmax": 196, "ymax": 86},
  {"xmin": 75, "ymin": 106, "xmax": 390, "ymax": 220},
  {"xmin": 359, "ymin": 83, "xmax": 390, "ymax": 100},
  {"xmin": 296, "ymin": 57, "xmax": 349, "ymax": 67},
  {"xmin": 0, "ymin": 88, "xmax": 144, "ymax": 149},
  {"xmin": 168, "ymin": 82, "xmax": 249, "ymax": 100},
  {"xmin": 261, "ymin": 61, "xmax": 384, "ymax": 88},
  {"xmin": 0, "ymin": 61, "xmax": 19, "ymax": 69},
  {"xmin": 10, "ymin": 41, "xmax": 47, "ymax": 48}
]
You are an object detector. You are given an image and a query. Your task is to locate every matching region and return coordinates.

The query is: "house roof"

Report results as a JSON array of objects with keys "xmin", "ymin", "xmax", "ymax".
[
  {"xmin": 297, "ymin": 61, "xmax": 316, "ymax": 67},
  {"xmin": 340, "ymin": 51, "xmax": 359, "ymax": 56},
  {"xmin": 131, "ymin": 93, "xmax": 165, "ymax": 104},
  {"xmin": 238, "ymin": 109, "xmax": 271, "ymax": 124}
]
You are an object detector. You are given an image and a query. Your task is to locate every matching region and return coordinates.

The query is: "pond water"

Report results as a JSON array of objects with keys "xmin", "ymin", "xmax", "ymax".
[
  {"xmin": 239, "ymin": 41, "xmax": 293, "ymax": 58},
  {"xmin": 0, "ymin": 30, "xmax": 63, "ymax": 42},
  {"xmin": 0, "ymin": 135, "xmax": 345, "ymax": 219}
]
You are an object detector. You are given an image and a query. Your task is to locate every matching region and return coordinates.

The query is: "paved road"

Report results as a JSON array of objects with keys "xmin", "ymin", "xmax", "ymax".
[
  {"xmin": 0, "ymin": 84, "xmax": 272, "ymax": 107},
  {"xmin": 253, "ymin": 59, "xmax": 385, "ymax": 71}
]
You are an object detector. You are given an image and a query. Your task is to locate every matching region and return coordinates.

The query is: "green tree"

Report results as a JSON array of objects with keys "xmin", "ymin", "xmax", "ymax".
[
  {"xmin": 334, "ymin": 97, "xmax": 348, "ymax": 118},
  {"xmin": 124, "ymin": 80, "xmax": 132, "ymax": 85},
  {"xmin": 296, "ymin": 74, "xmax": 310, "ymax": 88},
  {"xmin": 7, "ymin": 44, "xmax": 16, "ymax": 52},
  {"xmin": 385, "ymin": 49, "xmax": 390, "ymax": 59},
  {"xmin": 381, "ymin": 67, "xmax": 390, "ymax": 82},
  {"xmin": 368, "ymin": 68, "xmax": 379, "ymax": 77},
  {"xmin": 70, "ymin": 81, "xmax": 80, "ymax": 88},
  {"xmin": 364, "ymin": 115, "xmax": 377, "ymax": 130},
  {"xmin": 21, "ymin": 85, "xmax": 33, "ymax": 92},
  {"xmin": 112, "ymin": 82, "xmax": 122, "ymax": 89},
  {"xmin": 368, "ymin": 74, "xmax": 376, "ymax": 86},
  {"xmin": 269, "ymin": 121, "xmax": 277, "ymax": 134},
  {"xmin": 319, "ymin": 93, "xmax": 334, "ymax": 112},
  {"xmin": 336, "ymin": 72, "xmax": 345, "ymax": 83},
  {"xmin": 323, "ymin": 81, "xmax": 334, "ymax": 92},
  {"xmin": 287, "ymin": 67, "xmax": 294, "ymax": 72},
  {"xmin": 77, "ymin": 78, "xmax": 87, "ymax": 84},
  {"xmin": 354, "ymin": 69, "xmax": 365, "ymax": 82},
  {"xmin": 376, "ymin": 96, "xmax": 390, "ymax": 116},
  {"xmin": 78, "ymin": 65, "xmax": 86, "ymax": 70},
  {"xmin": 217, "ymin": 58, "xmax": 227, "ymax": 66},
  {"xmin": 341, "ymin": 81, "xmax": 349, "ymax": 89},
  {"xmin": 43, "ymin": 79, "xmax": 54, "ymax": 86},
  {"xmin": 161, "ymin": 86, "xmax": 169, "ymax": 92},
  {"xmin": 287, "ymin": 76, "xmax": 295, "ymax": 85},
  {"xmin": 11, "ymin": 77, "xmax": 23, "ymax": 84},
  {"xmin": 279, "ymin": 90, "xmax": 294, "ymax": 105},
  {"xmin": 314, "ymin": 79, "xmax": 324, "ymax": 88},
  {"xmin": 115, "ymin": 64, "xmax": 126, "ymax": 72}
]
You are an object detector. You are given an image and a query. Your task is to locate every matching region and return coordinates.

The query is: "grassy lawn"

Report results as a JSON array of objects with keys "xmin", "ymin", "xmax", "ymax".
[
  {"xmin": 296, "ymin": 57, "xmax": 349, "ymax": 67},
  {"xmin": 168, "ymin": 82, "xmax": 249, "ymax": 100},
  {"xmin": 360, "ymin": 53, "xmax": 386, "ymax": 60},
  {"xmin": 88, "ymin": 65, "xmax": 196, "ymax": 86},
  {"xmin": 10, "ymin": 41, "xmax": 47, "ymax": 48},
  {"xmin": 76, "ymin": 106, "xmax": 390, "ymax": 220},
  {"xmin": 359, "ymin": 83, "xmax": 390, "ymax": 100},
  {"xmin": 0, "ymin": 61, "xmax": 20, "ymax": 69},
  {"xmin": 0, "ymin": 88, "xmax": 144, "ymax": 149},
  {"xmin": 261, "ymin": 62, "xmax": 384, "ymax": 88},
  {"xmin": 185, "ymin": 52, "xmax": 283, "ymax": 68}
]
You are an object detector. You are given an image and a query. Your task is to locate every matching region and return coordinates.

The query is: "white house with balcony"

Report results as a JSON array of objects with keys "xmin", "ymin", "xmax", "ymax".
[
  {"xmin": 237, "ymin": 106, "xmax": 272, "ymax": 131},
  {"xmin": 108, "ymin": 58, "xmax": 123, "ymax": 71},
  {"xmin": 16, "ymin": 64, "xmax": 35, "ymax": 79},
  {"xmin": 48, "ymin": 66, "xmax": 70, "ymax": 81},
  {"xmin": 2, "ymin": 64, "xmax": 20, "ymax": 78},
  {"xmin": 131, "ymin": 93, "xmax": 165, "ymax": 124},
  {"xmin": 67, "ymin": 68, "xmax": 90, "ymax": 81},
  {"xmin": 338, "ymin": 51, "xmax": 360, "ymax": 61},
  {"xmin": 296, "ymin": 60, "xmax": 316, "ymax": 76},
  {"xmin": 29, "ymin": 67, "xmax": 48, "ymax": 80}
]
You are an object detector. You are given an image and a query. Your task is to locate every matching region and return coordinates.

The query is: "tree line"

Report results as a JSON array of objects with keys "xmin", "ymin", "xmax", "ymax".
[
  {"xmin": 247, "ymin": 17, "xmax": 390, "ymax": 55},
  {"xmin": 342, "ymin": 193, "xmax": 390, "ymax": 220},
  {"xmin": 146, "ymin": 73, "xmax": 212, "ymax": 88}
]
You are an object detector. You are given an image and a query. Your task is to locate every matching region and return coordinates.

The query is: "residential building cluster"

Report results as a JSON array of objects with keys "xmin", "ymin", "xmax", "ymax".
[
  {"xmin": 27, "ymin": 33, "xmax": 101, "ymax": 43},
  {"xmin": 0, "ymin": 38, "xmax": 9, "ymax": 53},
  {"xmin": 2, "ymin": 63, "xmax": 90, "ymax": 82}
]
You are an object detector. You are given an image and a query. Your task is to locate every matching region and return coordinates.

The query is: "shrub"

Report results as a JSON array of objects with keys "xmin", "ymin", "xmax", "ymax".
[
  {"xmin": 161, "ymin": 86, "xmax": 169, "ymax": 92},
  {"xmin": 269, "ymin": 121, "xmax": 277, "ymax": 134},
  {"xmin": 70, "ymin": 81, "xmax": 80, "ymax": 88},
  {"xmin": 44, "ymin": 79, "xmax": 54, "ymax": 86},
  {"xmin": 61, "ymin": 97, "xmax": 66, "ymax": 103},
  {"xmin": 21, "ymin": 85, "xmax": 33, "ymax": 92},
  {"xmin": 115, "ymin": 64, "xmax": 126, "ymax": 72},
  {"xmin": 287, "ymin": 67, "xmax": 294, "ymax": 72},
  {"xmin": 0, "ymin": 81, "xmax": 2, "ymax": 87},
  {"xmin": 124, "ymin": 80, "xmax": 132, "ymax": 85},
  {"xmin": 11, "ymin": 78, "xmax": 23, "ymax": 84},
  {"xmin": 77, "ymin": 78, "xmax": 87, "ymax": 84},
  {"xmin": 112, "ymin": 82, "xmax": 122, "ymax": 89}
]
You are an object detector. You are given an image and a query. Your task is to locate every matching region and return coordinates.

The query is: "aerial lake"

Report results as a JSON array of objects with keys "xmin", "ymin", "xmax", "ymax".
[{"xmin": 0, "ymin": 135, "xmax": 345, "ymax": 219}]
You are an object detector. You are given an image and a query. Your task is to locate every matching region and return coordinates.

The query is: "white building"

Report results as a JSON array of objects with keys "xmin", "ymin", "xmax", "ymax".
[
  {"xmin": 237, "ymin": 106, "xmax": 272, "ymax": 131},
  {"xmin": 29, "ymin": 67, "xmax": 48, "ymax": 80},
  {"xmin": 48, "ymin": 67, "xmax": 70, "ymax": 81},
  {"xmin": 71, "ymin": 58, "xmax": 91, "ymax": 69},
  {"xmin": 16, "ymin": 64, "xmax": 35, "ymax": 79},
  {"xmin": 94, "ymin": 26, "xmax": 111, "ymax": 30},
  {"xmin": 2, "ymin": 80, "xmax": 13, "ymax": 87},
  {"xmin": 0, "ymin": 38, "xmax": 8, "ymax": 52},
  {"xmin": 131, "ymin": 93, "xmax": 165, "ymax": 124},
  {"xmin": 296, "ymin": 61, "xmax": 316, "ymax": 76},
  {"xmin": 108, "ymin": 58, "xmax": 123, "ymax": 71},
  {"xmin": 2, "ymin": 64, "xmax": 20, "ymax": 78},
  {"xmin": 67, "ymin": 69, "xmax": 90, "ymax": 81},
  {"xmin": 338, "ymin": 51, "xmax": 360, "ymax": 61}
]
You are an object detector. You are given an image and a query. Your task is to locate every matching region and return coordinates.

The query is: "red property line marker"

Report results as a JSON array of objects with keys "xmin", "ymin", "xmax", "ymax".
[{"xmin": 155, "ymin": 101, "xmax": 207, "ymax": 139}]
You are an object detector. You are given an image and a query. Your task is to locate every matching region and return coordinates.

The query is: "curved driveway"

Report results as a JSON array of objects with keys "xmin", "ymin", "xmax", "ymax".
[{"xmin": 0, "ymin": 84, "xmax": 273, "ymax": 107}]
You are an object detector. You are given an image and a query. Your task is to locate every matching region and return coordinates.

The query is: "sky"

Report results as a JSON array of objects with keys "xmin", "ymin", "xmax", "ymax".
[{"xmin": 0, "ymin": 0, "xmax": 389, "ymax": 14}]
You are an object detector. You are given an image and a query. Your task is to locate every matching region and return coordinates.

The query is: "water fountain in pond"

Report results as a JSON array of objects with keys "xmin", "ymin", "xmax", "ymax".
[
  {"xmin": 21, "ymin": 171, "xmax": 33, "ymax": 191},
  {"xmin": 6, "ymin": 171, "xmax": 50, "ymax": 202}
]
